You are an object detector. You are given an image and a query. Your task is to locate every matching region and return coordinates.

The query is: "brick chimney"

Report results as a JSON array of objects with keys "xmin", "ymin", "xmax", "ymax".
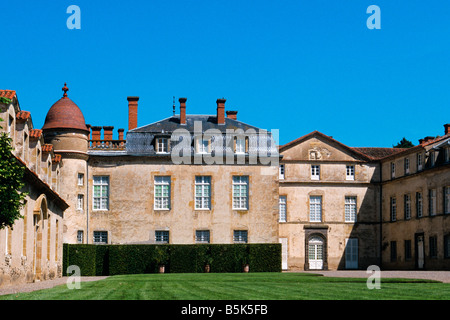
[
  {"xmin": 226, "ymin": 110, "xmax": 238, "ymax": 120},
  {"xmin": 103, "ymin": 126, "xmax": 114, "ymax": 141},
  {"xmin": 216, "ymin": 98, "xmax": 226, "ymax": 125},
  {"xmin": 118, "ymin": 128, "xmax": 124, "ymax": 141},
  {"xmin": 91, "ymin": 126, "xmax": 102, "ymax": 141},
  {"xmin": 444, "ymin": 123, "xmax": 450, "ymax": 135},
  {"xmin": 420, "ymin": 136, "xmax": 435, "ymax": 144},
  {"xmin": 127, "ymin": 96, "xmax": 139, "ymax": 131},
  {"xmin": 179, "ymin": 97, "xmax": 187, "ymax": 125}
]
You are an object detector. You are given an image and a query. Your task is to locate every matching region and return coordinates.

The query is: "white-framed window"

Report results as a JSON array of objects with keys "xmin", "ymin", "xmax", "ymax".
[
  {"xmin": 156, "ymin": 138, "xmax": 169, "ymax": 153},
  {"xmin": 311, "ymin": 165, "xmax": 320, "ymax": 180},
  {"xmin": 154, "ymin": 176, "xmax": 171, "ymax": 210},
  {"xmin": 77, "ymin": 194, "xmax": 84, "ymax": 211},
  {"xmin": 279, "ymin": 196, "xmax": 287, "ymax": 222},
  {"xmin": 77, "ymin": 173, "xmax": 84, "ymax": 186},
  {"xmin": 429, "ymin": 189, "xmax": 437, "ymax": 216},
  {"xmin": 93, "ymin": 176, "xmax": 109, "ymax": 210},
  {"xmin": 155, "ymin": 230, "xmax": 169, "ymax": 243},
  {"xmin": 196, "ymin": 138, "xmax": 210, "ymax": 154},
  {"xmin": 93, "ymin": 231, "xmax": 108, "ymax": 244},
  {"xmin": 195, "ymin": 176, "xmax": 211, "ymax": 210},
  {"xmin": 416, "ymin": 192, "xmax": 423, "ymax": 218},
  {"xmin": 235, "ymin": 137, "xmax": 246, "ymax": 154},
  {"xmin": 233, "ymin": 230, "xmax": 248, "ymax": 243},
  {"xmin": 346, "ymin": 165, "xmax": 355, "ymax": 181},
  {"xmin": 390, "ymin": 197, "xmax": 397, "ymax": 221},
  {"xmin": 404, "ymin": 158, "xmax": 410, "ymax": 175},
  {"xmin": 404, "ymin": 194, "xmax": 411, "ymax": 220},
  {"xmin": 345, "ymin": 196, "xmax": 357, "ymax": 222},
  {"xmin": 417, "ymin": 153, "xmax": 423, "ymax": 171},
  {"xmin": 279, "ymin": 164, "xmax": 285, "ymax": 180},
  {"xmin": 195, "ymin": 230, "xmax": 210, "ymax": 244},
  {"xmin": 232, "ymin": 176, "xmax": 249, "ymax": 210},
  {"xmin": 391, "ymin": 162, "xmax": 396, "ymax": 179},
  {"xmin": 77, "ymin": 230, "xmax": 84, "ymax": 244},
  {"xmin": 445, "ymin": 187, "xmax": 450, "ymax": 214},
  {"xmin": 309, "ymin": 196, "xmax": 322, "ymax": 222}
]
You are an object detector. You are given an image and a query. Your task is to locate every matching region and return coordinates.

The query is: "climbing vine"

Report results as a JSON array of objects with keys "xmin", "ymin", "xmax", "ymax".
[{"xmin": 0, "ymin": 117, "xmax": 27, "ymax": 229}]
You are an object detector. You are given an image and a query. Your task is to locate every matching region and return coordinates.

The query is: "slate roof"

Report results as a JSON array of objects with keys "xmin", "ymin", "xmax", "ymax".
[{"xmin": 130, "ymin": 115, "xmax": 264, "ymax": 134}]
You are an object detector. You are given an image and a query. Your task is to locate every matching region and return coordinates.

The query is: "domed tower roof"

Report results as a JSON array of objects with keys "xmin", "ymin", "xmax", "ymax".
[{"xmin": 42, "ymin": 83, "xmax": 89, "ymax": 133}]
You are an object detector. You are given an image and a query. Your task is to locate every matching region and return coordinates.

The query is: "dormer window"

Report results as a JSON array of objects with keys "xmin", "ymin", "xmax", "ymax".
[
  {"xmin": 155, "ymin": 137, "xmax": 169, "ymax": 153},
  {"xmin": 235, "ymin": 137, "xmax": 246, "ymax": 154},
  {"xmin": 196, "ymin": 137, "xmax": 210, "ymax": 154}
]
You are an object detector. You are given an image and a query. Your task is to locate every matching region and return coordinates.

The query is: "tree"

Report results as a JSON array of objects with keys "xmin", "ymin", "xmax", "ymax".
[
  {"xmin": 0, "ymin": 118, "xmax": 27, "ymax": 229},
  {"xmin": 393, "ymin": 137, "xmax": 414, "ymax": 148}
]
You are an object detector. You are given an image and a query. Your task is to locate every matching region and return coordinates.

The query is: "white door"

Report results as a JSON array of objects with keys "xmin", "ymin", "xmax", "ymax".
[
  {"xmin": 345, "ymin": 238, "xmax": 358, "ymax": 269},
  {"xmin": 308, "ymin": 237, "xmax": 324, "ymax": 270},
  {"xmin": 417, "ymin": 235, "xmax": 424, "ymax": 269},
  {"xmin": 279, "ymin": 238, "xmax": 288, "ymax": 270}
]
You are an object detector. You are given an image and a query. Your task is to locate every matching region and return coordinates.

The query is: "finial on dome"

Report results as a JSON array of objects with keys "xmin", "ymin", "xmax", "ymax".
[{"xmin": 62, "ymin": 83, "xmax": 69, "ymax": 98}]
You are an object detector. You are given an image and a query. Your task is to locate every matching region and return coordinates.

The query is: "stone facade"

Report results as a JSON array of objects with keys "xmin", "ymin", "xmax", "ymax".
[
  {"xmin": 380, "ymin": 131, "xmax": 450, "ymax": 270},
  {"xmin": 1, "ymin": 84, "xmax": 449, "ymax": 284},
  {"xmin": 58, "ymin": 95, "xmax": 280, "ymax": 246},
  {"xmin": 278, "ymin": 131, "xmax": 382, "ymax": 271},
  {"xmin": 0, "ymin": 91, "xmax": 68, "ymax": 288}
]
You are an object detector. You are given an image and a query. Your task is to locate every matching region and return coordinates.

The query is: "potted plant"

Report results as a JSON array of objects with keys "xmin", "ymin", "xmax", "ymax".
[
  {"xmin": 204, "ymin": 256, "xmax": 213, "ymax": 273},
  {"xmin": 154, "ymin": 246, "xmax": 169, "ymax": 273}
]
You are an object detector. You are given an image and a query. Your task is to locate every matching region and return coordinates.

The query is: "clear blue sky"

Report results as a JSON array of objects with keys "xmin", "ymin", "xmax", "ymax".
[{"xmin": 2, "ymin": 0, "xmax": 450, "ymax": 147}]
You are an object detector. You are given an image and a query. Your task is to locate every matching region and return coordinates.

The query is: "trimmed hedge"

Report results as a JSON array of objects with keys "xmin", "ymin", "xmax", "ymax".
[{"xmin": 63, "ymin": 243, "xmax": 281, "ymax": 276}]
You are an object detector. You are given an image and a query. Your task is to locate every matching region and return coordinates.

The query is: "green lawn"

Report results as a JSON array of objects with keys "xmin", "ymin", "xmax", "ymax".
[{"xmin": 1, "ymin": 273, "xmax": 450, "ymax": 300}]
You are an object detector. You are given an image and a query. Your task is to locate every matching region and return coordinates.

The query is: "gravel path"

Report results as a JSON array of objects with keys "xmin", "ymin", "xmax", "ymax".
[
  {"xmin": 302, "ymin": 270, "xmax": 450, "ymax": 283},
  {"xmin": 0, "ymin": 276, "xmax": 109, "ymax": 296}
]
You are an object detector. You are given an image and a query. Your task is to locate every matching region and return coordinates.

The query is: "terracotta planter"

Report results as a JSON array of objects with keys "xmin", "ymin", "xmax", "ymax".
[
  {"xmin": 243, "ymin": 264, "xmax": 249, "ymax": 273},
  {"xmin": 159, "ymin": 265, "xmax": 165, "ymax": 273},
  {"xmin": 204, "ymin": 264, "xmax": 211, "ymax": 273}
]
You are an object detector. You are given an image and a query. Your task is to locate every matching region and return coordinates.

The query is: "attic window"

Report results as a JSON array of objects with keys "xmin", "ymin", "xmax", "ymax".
[
  {"xmin": 234, "ymin": 136, "xmax": 248, "ymax": 154},
  {"xmin": 196, "ymin": 137, "xmax": 210, "ymax": 154},
  {"xmin": 156, "ymin": 138, "xmax": 169, "ymax": 153}
]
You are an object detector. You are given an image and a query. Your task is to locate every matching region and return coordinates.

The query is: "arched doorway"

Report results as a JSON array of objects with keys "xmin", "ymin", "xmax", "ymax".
[
  {"xmin": 308, "ymin": 236, "xmax": 324, "ymax": 270},
  {"xmin": 33, "ymin": 195, "xmax": 48, "ymax": 281}
]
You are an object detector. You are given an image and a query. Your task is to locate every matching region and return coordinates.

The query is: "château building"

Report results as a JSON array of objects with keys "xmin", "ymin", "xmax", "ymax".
[{"xmin": 0, "ymin": 83, "xmax": 449, "ymax": 287}]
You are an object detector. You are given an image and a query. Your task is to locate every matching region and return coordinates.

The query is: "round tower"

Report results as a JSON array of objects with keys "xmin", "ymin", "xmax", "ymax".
[
  {"xmin": 42, "ymin": 83, "xmax": 90, "ymax": 244},
  {"xmin": 42, "ymin": 83, "xmax": 89, "ymax": 158}
]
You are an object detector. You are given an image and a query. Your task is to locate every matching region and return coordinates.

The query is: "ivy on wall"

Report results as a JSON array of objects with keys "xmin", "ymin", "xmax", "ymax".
[{"xmin": 0, "ymin": 115, "xmax": 28, "ymax": 229}]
